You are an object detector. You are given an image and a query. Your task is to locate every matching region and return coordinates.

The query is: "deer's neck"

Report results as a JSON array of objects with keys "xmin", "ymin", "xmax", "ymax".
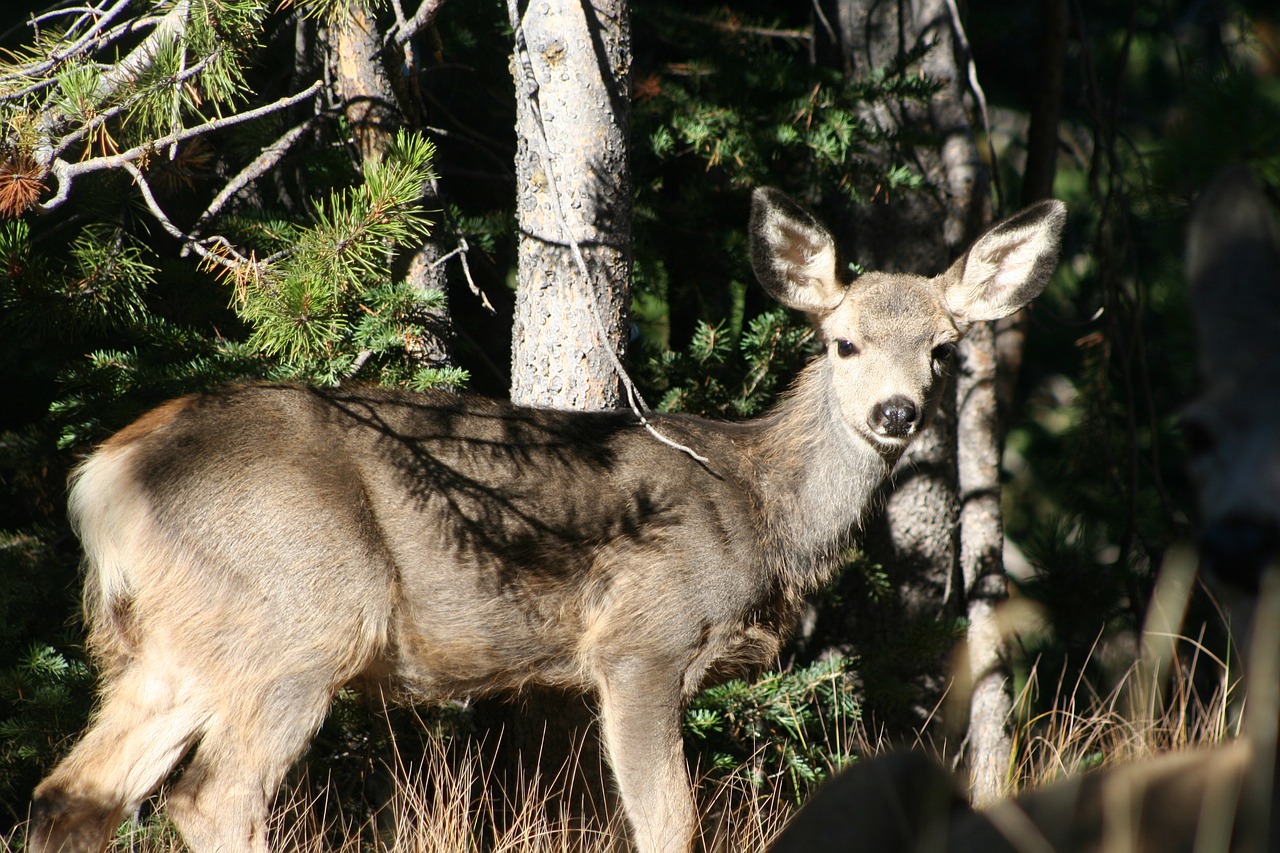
[{"xmin": 749, "ymin": 358, "xmax": 901, "ymax": 593}]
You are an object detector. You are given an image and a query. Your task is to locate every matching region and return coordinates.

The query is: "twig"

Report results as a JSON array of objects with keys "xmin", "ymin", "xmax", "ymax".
[
  {"xmin": 0, "ymin": 0, "xmax": 134, "ymax": 84},
  {"xmin": 506, "ymin": 0, "xmax": 709, "ymax": 465},
  {"xmin": 662, "ymin": 9, "xmax": 811, "ymax": 43},
  {"xmin": 184, "ymin": 117, "xmax": 317, "ymax": 250},
  {"xmin": 430, "ymin": 236, "xmax": 494, "ymax": 313},
  {"xmin": 120, "ymin": 160, "xmax": 245, "ymax": 270}
]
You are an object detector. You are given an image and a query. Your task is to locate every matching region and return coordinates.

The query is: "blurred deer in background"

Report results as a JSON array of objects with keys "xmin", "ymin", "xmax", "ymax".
[
  {"xmin": 28, "ymin": 189, "xmax": 1065, "ymax": 853},
  {"xmin": 769, "ymin": 167, "xmax": 1280, "ymax": 853}
]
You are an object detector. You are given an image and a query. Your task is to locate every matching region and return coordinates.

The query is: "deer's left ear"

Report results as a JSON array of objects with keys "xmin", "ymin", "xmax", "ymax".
[{"xmin": 940, "ymin": 200, "xmax": 1066, "ymax": 327}]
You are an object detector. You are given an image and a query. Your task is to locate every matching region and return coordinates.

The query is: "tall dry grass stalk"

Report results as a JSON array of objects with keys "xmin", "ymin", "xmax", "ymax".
[{"xmin": 1008, "ymin": 547, "xmax": 1242, "ymax": 797}]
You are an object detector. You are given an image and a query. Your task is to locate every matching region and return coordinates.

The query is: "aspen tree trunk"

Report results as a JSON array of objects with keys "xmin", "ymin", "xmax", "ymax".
[
  {"xmin": 955, "ymin": 318, "xmax": 1013, "ymax": 805},
  {"xmin": 824, "ymin": 0, "xmax": 1013, "ymax": 802},
  {"xmin": 959, "ymin": 4, "xmax": 1068, "ymax": 803},
  {"xmin": 509, "ymin": 0, "xmax": 632, "ymax": 408}
]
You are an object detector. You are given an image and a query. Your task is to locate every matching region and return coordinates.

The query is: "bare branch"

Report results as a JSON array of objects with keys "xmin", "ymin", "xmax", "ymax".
[
  {"xmin": 183, "ymin": 117, "xmax": 317, "ymax": 251},
  {"xmin": 120, "ymin": 159, "xmax": 244, "ymax": 271},
  {"xmin": 390, "ymin": 0, "xmax": 449, "ymax": 46},
  {"xmin": 37, "ymin": 80, "xmax": 323, "ymax": 211},
  {"xmin": 47, "ymin": 0, "xmax": 136, "ymax": 66}
]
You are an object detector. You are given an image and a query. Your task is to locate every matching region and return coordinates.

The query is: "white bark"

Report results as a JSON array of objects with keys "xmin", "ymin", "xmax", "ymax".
[{"xmin": 508, "ymin": 0, "xmax": 631, "ymax": 410}]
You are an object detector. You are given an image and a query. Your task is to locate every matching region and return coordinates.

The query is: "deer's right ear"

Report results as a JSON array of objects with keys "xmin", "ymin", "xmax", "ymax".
[{"xmin": 750, "ymin": 188, "xmax": 847, "ymax": 315}]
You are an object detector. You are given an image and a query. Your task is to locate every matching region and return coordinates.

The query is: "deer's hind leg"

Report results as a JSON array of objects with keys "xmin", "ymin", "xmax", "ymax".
[
  {"xmin": 30, "ymin": 653, "xmax": 210, "ymax": 853},
  {"xmin": 164, "ymin": 671, "xmax": 337, "ymax": 853}
]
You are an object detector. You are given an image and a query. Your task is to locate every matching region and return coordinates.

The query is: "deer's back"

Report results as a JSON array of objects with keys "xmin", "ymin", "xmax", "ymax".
[{"xmin": 90, "ymin": 383, "xmax": 775, "ymax": 699}]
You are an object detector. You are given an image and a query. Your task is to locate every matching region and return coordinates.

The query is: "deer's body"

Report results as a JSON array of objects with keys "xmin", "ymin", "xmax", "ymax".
[
  {"xmin": 30, "ymin": 189, "xmax": 1066, "ymax": 853},
  {"xmin": 78, "ymin": 370, "xmax": 885, "ymax": 703}
]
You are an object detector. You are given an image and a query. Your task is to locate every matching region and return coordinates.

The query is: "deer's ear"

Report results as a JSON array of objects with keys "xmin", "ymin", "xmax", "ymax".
[
  {"xmin": 941, "ymin": 199, "xmax": 1066, "ymax": 327},
  {"xmin": 750, "ymin": 188, "xmax": 847, "ymax": 315}
]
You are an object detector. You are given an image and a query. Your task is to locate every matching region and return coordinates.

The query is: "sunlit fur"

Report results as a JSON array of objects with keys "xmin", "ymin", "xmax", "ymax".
[{"xmin": 30, "ymin": 190, "xmax": 1064, "ymax": 853}]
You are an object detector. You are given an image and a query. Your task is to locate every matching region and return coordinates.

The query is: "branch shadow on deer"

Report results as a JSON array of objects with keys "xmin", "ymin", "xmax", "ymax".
[{"xmin": 311, "ymin": 387, "xmax": 681, "ymax": 587}]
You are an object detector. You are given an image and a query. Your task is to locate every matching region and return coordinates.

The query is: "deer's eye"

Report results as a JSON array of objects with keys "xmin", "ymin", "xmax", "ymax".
[
  {"xmin": 932, "ymin": 342, "xmax": 957, "ymax": 364},
  {"xmin": 835, "ymin": 339, "xmax": 858, "ymax": 358}
]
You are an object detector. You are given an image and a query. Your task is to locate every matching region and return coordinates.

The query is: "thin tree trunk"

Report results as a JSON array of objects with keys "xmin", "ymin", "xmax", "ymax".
[
  {"xmin": 1021, "ymin": 0, "xmax": 1069, "ymax": 207},
  {"xmin": 330, "ymin": 2, "xmax": 453, "ymax": 368},
  {"xmin": 956, "ymin": 319, "xmax": 1012, "ymax": 805},
  {"xmin": 962, "ymin": 0, "xmax": 1069, "ymax": 804}
]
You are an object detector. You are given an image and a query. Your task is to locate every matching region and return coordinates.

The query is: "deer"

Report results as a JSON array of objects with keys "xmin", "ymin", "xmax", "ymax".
[
  {"xmin": 768, "ymin": 167, "xmax": 1280, "ymax": 853},
  {"xmin": 27, "ymin": 188, "xmax": 1066, "ymax": 853}
]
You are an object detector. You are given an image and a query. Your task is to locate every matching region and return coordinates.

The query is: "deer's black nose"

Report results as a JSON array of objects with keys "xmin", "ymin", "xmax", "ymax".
[
  {"xmin": 1200, "ymin": 514, "xmax": 1280, "ymax": 592},
  {"xmin": 870, "ymin": 396, "xmax": 919, "ymax": 437}
]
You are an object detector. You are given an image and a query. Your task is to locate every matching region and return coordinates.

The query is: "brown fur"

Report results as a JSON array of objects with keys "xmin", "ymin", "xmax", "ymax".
[{"xmin": 29, "ymin": 189, "xmax": 1065, "ymax": 853}]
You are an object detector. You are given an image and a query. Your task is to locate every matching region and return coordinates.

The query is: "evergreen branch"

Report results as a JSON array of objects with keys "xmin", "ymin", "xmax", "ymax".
[
  {"xmin": 506, "ymin": 0, "xmax": 709, "ymax": 466},
  {"xmin": 48, "ymin": 46, "xmax": 224, "ymax": 162},
  {"xmin": 38, "ymin": 80, "xmax": 323, "ymax": 210},
  {"xmin": 0, "ymin": 0, "xmax": 135, "ymax": 85},
  {"xmin": 26, "ymin": 0, "xmax": 197, "ymax": 150},
  {"xmin": 94, "ymin": 0, "xmax": 192, "ymax": 105}
]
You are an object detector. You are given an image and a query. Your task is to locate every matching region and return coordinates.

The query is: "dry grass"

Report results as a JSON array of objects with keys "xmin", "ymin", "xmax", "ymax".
[
  {"xmin": 0, "ymin": 725, "xmax": 817, "ymax": 853},
  {"xmin": 1006, "ymin": 547, "xmax": 1248, "ymax": 798},
  {"xmin": 2, "ymin": 657, "xmax": 1243, "ymax": 853},
  {"xmin": 6, "ymin": 555, "xmax": 1258, "ymax": 853}
]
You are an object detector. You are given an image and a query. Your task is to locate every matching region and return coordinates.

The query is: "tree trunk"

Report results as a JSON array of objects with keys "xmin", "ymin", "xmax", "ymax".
[
  {"xmin": 508, "ymin": 0, "xmax": 632, "ymax": 409},
  {"xmin": 955, "ymin": 319, "xmax": 1012, "ymax": 805},
  {"xmin": 329, "ymin": 2, "xmax": 453, "ymax": 369},
  {"xmin": 961, "ymin": 0, "xmax": 1069, "ymax": 805}
]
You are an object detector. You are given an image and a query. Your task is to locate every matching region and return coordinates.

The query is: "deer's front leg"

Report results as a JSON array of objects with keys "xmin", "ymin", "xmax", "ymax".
[{"xmin": 597, "ymin": 660, "xmax": 696, "ymax": 853}]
